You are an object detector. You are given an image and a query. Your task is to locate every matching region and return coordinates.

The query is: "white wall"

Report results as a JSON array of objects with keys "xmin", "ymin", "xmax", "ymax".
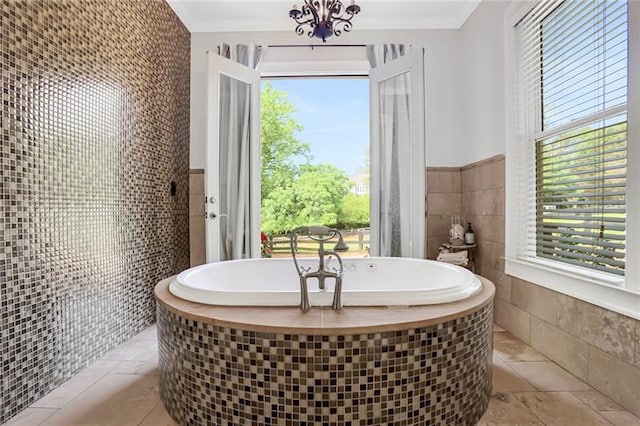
[
  {"xmin": 458, "ymin": 0, "xmax": 509, "ymax": 165},
  {"xmin": 189, "ymin": 29, "xmax": 464, "ymax": 169}
]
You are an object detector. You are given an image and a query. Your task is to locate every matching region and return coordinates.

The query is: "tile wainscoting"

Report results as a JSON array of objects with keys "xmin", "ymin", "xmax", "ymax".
[
  {"xmin": 427, "ymin": 155, "xmax": 640, "ymax": 417},
  {"xmin": 0, "ymin": 1, "xmax": 190, "ymax": 422}
]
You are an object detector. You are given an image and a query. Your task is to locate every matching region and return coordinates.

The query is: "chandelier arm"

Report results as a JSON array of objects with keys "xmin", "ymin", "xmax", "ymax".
[
  {"xmin": 292, "ymin": 14, "xmax": 317, "ymax": 27},
  {"xmin": 332, "ymin": 20, "xmax": 353, "ymax": 37},
  {"xmin": 303, "ymin": 1, "xmax": 320, "ymax": 24}
]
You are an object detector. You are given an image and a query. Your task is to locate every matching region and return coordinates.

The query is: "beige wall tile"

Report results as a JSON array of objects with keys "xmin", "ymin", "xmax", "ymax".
[
  {"xmin": 480, "ymin": 266, "xmax": 511, "ymax": 302},
  {"xmin": 494, "ymin": 299, "xmax": 530, "ymax": 343},
  {"xmin": 512, "ymin": 278, "xmax": 563, "ymax": 326},
  {"xmin": 514, "ymin": 392, "xmax": 610, "ymax": 425},
  {"xmin": 426, "ymin": 171, "xmax": 456, "ymax": 193},
  {"xmin": 189, "ymin": 216, "xmax": 206, "ymax": 267},
  {"xmin": 488, "ymin": 159, "xmax": 506, "ymax": 190},
  {"xmin": 461, "ymin": 166, "xmax": 481, "ymax": 193},
  {"xmin": 461, "ymin": 159, "xmax": 505, "ymax": 193},
  {"xmin": 426, "ymin": 214, "xmax": 453, "ymax": 238},
  {"xmin": 189, "ymin": 215, "xmax": 205, "ymax": 238},
  {"xmin": 476, "ymin": 241, "xmax": 504, "ymax": 271},
  {"xmin": 558, "ymin": 297, "xmax": 636, "ymax": 364},
  {"xmin": 462, "ymin": 189, "xmax": 504, "ymax": 216},
  {"xmin": 530, "ymin": 317, "xmax": 589, "ymax": 381},
  {"xmin": 635, "ymin": 320, "xmax": 640, "ymax": 368},
  {"xmin": 588, "ymin": 346, "xmax": 640, "ymax": 417},
  {"xmin": 452, "ymin": 170, "xmax": 461, "ymax": 192},
  {"xmin": 426, "ymin": 193, "xmax": 461, "ymax": 215},
  {"xmin": 189, "ymin": 194, "xmax": 204, "ymax": 217},
  {"xmin": 470, "ymin": 215, "xmax": 505, "ymax": 245},
  {"xmin": 426, "ymin": 237, "xmax": 444, "ymax": 260},
  {"xmin": 189, "ymin": 171, "xmax": 205, "ymax": 196}
]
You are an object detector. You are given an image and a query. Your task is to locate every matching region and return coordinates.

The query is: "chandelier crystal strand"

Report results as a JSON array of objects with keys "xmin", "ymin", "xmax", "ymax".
[{"xmin": 289, "ymin": 0, "xmax": 361, "ymax": 42}]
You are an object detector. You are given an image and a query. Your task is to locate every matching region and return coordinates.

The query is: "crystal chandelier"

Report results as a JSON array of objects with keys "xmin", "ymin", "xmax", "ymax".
[{"xmin": 289, "ymin": 1, "xmax": 361, "ymax": 43}]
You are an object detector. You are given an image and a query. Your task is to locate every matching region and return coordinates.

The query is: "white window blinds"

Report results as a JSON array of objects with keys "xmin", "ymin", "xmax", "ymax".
[{"xmin": 516, "ymin": 0, "xmax": 628, "ymax": 276}]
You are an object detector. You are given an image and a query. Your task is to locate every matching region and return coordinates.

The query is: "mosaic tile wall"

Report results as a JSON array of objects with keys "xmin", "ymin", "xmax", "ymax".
[
  {"xmin": 0, "ymin": 0, "xmax": 190, "ymax": 422},
  {"xmin": 157, "ymin": 303, "xmax": 493, "ymax": 425}
]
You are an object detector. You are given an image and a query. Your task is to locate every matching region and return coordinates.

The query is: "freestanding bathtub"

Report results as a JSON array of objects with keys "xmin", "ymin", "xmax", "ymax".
[
  {"xmin": 170, "ymin": 257, "xmax": 482, "ymax": 307},
  {"xmin": 155, "ymin": 257, "xmax": 494, "ymax": 425}
]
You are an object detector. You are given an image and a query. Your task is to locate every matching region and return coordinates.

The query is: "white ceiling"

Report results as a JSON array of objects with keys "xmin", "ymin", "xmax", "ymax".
[{"xmin": 167, "ymin": 0, "xmax": 483, "ymax": 33}]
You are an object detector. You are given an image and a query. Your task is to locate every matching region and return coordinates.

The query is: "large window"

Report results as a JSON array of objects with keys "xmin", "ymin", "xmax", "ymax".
[{"xmin": 516, "ymin": 0, "xmax": 628, "ymax": 277}]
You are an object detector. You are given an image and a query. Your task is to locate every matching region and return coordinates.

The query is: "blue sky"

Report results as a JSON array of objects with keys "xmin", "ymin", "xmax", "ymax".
[{"xmin": 262, "ymin": 78, "xmax": 369, "ymax": 176}]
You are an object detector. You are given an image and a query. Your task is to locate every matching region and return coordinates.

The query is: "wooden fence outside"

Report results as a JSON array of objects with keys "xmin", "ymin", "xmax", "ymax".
[{"xmin": 268, "ymin": 228, "xmax": 371, "ymax": 258}]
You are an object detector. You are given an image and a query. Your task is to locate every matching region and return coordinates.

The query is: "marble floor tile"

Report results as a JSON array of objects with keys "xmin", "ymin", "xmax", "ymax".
[
  {"xmin": 492, "ymin": 356, "xmax": 536, "ymax": 393},
  {"xmin": 600, "ymin": 411, "xmax": 640, "ymax": 426},
  {"xmin": 9, "ymin": 324, "xmax": 639, "ymax": 426},
  {"xmin": 515, "ymin": 392, "xmax": 611, "ymax": 425},
  {"xmin": 39, "ymin": 374, "xmax": 159, "ymax": 426},
  {"xmin": 478, "ymin": 393, "xmax": 544, "ymax": 425},
  {"xmin": 493, "ymin": 323, "xmax": 506, "ymax": 332},
  {"xmin": 110, "ymin": 354, "xmax": 159, "ymax": 376},
  {"xmin": 506, "ymin": 361, "xmax": 592, "ymax": 391},
  {"xmin": 102, "ymin": 339, "xmax": 158, "ymax": 362},
  {"xmin": 572, "ymin": 390, "xmax": 623, "ymax": 412},
  {"xmin": 31, "ymin": 360, "xmax": 120, "ymax": 409},
  {"xmin": 494, "ymin": 332, "xmax": 548, "ymax": 362},
  {"xmin": 130, "ymin": 323, "xmax": 157, "ymax": 341},
  {"xmin": 139, "ymin": 401, "xmax": 177, "ymax": 426},
  {"xmin": 2, "ymin": 408, "xmax": 58, "ymax": 426}
]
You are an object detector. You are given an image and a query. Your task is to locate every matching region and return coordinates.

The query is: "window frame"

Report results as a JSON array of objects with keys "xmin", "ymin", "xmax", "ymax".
[{"xmin": 505, "ymin": 0, "xmax": 640, "ymax": 319}]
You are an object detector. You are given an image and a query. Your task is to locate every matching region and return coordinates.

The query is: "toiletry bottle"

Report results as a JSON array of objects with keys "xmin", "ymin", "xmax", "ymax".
[{"xmin": 464, "ymin": 223, "xmax": 475, "ymax": 245}]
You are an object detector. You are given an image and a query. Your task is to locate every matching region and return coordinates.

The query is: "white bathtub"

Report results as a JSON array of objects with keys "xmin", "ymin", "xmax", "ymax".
[{"xmin": 169, "ymin": 257, "xmax": 482, "ymax": 307}]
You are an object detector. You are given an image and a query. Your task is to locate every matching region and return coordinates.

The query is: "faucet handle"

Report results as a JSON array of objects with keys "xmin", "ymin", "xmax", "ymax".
[
  {"xmin": 299, "ymin": 266, "xmax": 312, "ymax": 276},
  {"xmin": 324, "ymin": 254, "xmax": 343, "ymax": 275}
]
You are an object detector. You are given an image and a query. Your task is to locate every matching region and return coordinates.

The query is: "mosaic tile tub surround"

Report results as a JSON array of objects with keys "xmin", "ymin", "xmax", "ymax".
[
  {"xmin": 156, "ymin": 280, "xmax": 494, "ymax": 425},
  {"xmin": 0, "ymin": 0, "xmax": 190, "ymax": 422}
]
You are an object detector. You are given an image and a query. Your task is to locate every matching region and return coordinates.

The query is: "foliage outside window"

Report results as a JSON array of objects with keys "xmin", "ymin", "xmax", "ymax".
[{"xmin": 520, "ymin": 0, "xmax": 628, "ymax": 276}]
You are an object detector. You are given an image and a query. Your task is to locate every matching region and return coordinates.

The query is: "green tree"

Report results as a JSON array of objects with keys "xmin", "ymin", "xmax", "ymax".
[
  {"xmin": 260, "ymin": 83, "xmax": 355, "ymax": 235},
  {"xmin": 262, "ymin": 164, "xmax": 351, "ymax": 234},
  {"xmin": 260, "ymin": 83, "xmax": 310, "ymax": 200},
  {"xmin": 338, "ymin": 194, "xmax": 370, "ymax": 229}
]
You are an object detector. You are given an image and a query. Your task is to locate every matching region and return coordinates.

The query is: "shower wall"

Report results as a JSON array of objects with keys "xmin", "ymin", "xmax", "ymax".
[{"xmin": 0, "ymin": 0, "xmax": 190, "ymax": 422}]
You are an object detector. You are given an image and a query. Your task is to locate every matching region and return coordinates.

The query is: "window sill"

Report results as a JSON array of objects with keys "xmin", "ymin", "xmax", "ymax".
[{"xmin": 505, "ymin": 257, "xmax": 640, "ymax": 320}]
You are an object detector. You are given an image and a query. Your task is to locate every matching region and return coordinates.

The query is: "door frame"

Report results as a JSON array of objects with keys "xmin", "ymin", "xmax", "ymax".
[
  {"xmin": 205, "ymin": 52, "xmax": 261, "ymax": 262},
  {"xmin": 369, "ymin": 49, "xmax": 426, "ymax": 258}
]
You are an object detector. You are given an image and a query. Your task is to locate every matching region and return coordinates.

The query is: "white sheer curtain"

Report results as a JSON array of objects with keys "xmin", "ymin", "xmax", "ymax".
[
  {"xmin": 217, "ymin": 43, "xmax": 265, "ymax": 260},
  {"xmin": 367, "ymin": 44, "xmax": 411, "ymax": 257}
]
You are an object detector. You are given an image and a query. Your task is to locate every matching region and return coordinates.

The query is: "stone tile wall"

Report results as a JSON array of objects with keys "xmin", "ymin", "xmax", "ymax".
[
  {"xmin": 452, "ymin": 156, "xmax": 640, "ymax": 417},
  {"xmin": 189, "ymin": 171, "xmax": 206, "ymax": 266},
  {"xmin": 0, "ymin": 1, "xmax": 190, "ymax": 422},
  {"xmin": 425, "ymin": 168, "xmax": 462, "ymax": 260},
  {"xmin": 496, "ymin": 277, "xmax": 640, "ymax": 417}
]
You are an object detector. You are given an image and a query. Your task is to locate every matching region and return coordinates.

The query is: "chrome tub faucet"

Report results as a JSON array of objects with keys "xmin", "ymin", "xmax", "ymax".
[{"xmin": 290, "ymin": 226, "xmax": 349, "ymax": 311}]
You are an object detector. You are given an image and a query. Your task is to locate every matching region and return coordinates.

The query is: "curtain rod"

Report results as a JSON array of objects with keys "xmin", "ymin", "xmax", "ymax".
[{"xmin": 267, "ymin": 44, "xmax": 368, "ymax": 49}]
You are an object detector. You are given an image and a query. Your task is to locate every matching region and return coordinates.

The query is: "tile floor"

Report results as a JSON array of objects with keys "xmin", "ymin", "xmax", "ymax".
[{"xmin": 3, "ymin": 323, "xmax": 640, "ymax": 426}]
